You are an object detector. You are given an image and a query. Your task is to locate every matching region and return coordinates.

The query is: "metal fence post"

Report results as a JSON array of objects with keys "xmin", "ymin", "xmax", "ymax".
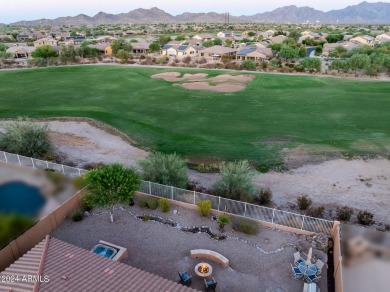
[
  {"xmin": 301, "ymin": 216, "xmax": 306, "ymax": 230},
  {"xmin": 193, "ymin": 191, "xmax": 196, "ymax": 205},
  {"xmin": 271, "ymin": 208, "xmax": 275, "ymax": 224},
  {"xmin": 78, "ymin": 169, "xmax": 81, "ymax": 176},
  {"xmin": 17, "ymin": 154, "xmax": 21, "ymax": 166},
  {"xmin": 218, "ymin": 196, "xmax": 221, "ymax": 211},
  {"xmin": 3, "ymin": 152, "xmax": 8, "ymax": 163},
  {"xmin": 244, "ymin": 202, "xmax": 247, "ymax": 217},
  {"xmin": 46, "ymin": 160, "xmax": 49, "ymax": 168},
  {"xmin": 171, "ymin": 186, "xmax": 173, "ymax": 200},
  {"xmin": 148, "ymin": 181, "xmax": 152, "ymax": 195},
  {"xmin": 61, "ymin": 165, "xmax": 65, "ymax": 175},
  {"xmin": 31, "ymin": 157, "xmax": 35, "ymax": 168}
]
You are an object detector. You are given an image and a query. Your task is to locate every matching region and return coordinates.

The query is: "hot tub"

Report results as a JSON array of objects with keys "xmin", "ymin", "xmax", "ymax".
[{"xmin": 91, "ymin": 244, "xmax": 118, "ymax": 259}]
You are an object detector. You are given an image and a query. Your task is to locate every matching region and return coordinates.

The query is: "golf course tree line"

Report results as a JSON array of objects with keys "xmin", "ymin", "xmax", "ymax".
[{"xmin": 329, "ymin": 42, "xmax": 390, "ymax": 75}]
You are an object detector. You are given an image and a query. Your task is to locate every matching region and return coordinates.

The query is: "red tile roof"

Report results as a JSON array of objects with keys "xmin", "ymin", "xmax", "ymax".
[{"xmin": 0, "ymin": 237, "xmax": 197, "ymax": 292}]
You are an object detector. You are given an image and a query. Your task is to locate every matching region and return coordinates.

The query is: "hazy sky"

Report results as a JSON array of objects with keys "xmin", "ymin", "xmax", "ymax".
[{"xmin": 0, "ymin": 0, "xmax": 384, "ymax": 23}]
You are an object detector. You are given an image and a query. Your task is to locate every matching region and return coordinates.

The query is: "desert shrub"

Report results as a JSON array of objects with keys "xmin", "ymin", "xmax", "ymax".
[
  {"xmin": 212, "ymin": 160, "xmax": 256, "ymax": 201},
  {"xmin": 146, "ymin": 198, "xmax": 158, "ymax": 210},
  {"xmin": 71, "ymin": 210, "xmax": 84, "ymax": 222},
  {"xmin": 81, "ymin": 195, "xmax": 94, "ymax": 212},
  {"xmin": 197, "ymin": 57, "xmax": 207, "ymax": 64},
  {"xmin": 307, "ymin": 206, "xmax": 325, "ymax": 218},
  {"xmin": 357, "ymin": 210, "xmax": 374, "ymax": 225},
  {"xmin": 256, "ymin": 165, "xmax": 269, "ymax": 173},
  {"xmin": 138, "ymin": 197, "xmax": 148, "ymax": 208},
  {"xmin": 45, "ymin": 170, "xmax": 67, "ymax": 193},
  {"xmin": 0, "ymin": 117, "xmax": 53, "ymax": 158},
  {"xmin": 336, "ymin": 206, "xmax": 354, "ymax": 221},
  {"xmin": 297, "ymin": 195, "xmax": 312, "ymax": 210},
  {"xmin": 257, "ymin": 188, "xmax": 273, "ymax": 205},
  {"xmin": 197, "ymin": 200, "xmax": 212, "ymax": 216},
  {"xmin": 217, "ymin": 215, "xmax": 230, "ymax": 231},
  {"xmin": 158, "ymin": 198, "xmax": 170, "ymax": 212},
  {"xmin": 242, "ymin": 60, "xmax": 256, "ymax": 70},
  {"xmin": 196, "ymin": 163, "xmax": 220, "ymax": 173},
  {"xmin": 141, "ymin": 214, "xmax": 151, "ymax": 221},
  {"xmin": 233, "ymin": 217, "xmax": 259, "ymax": 235},
  {"xmin": 139, "ymin": 152, "xmax": 188, "ymax": 188},
  {"xmin": 72, "ymin": 175, "xmax": 87, "ymax": 189},
  {"xmin": 182, "ymin": 56, "xmax": 192, "ymax": 64},
  {"xmin": 0, "ymin": 214, "xmax": 35, "ymax": 248}
]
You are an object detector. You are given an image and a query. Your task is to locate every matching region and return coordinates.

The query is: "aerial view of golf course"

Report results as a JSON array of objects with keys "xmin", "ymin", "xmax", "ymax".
[{"xmin": 1, "ymin": 65, "xmax": 389, "ymax": 167}]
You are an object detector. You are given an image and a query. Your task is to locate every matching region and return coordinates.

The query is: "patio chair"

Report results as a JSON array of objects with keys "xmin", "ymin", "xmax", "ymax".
[
  {"xmin": 315, "ymin": 259, "xmax": 325, "ymax": 275},
  {"xmin": 178, "ymin": 271, "xmax": 192, "ymax": 286},
  {"xmin": 291, "ymin": 263, "xmax": 303, "ymax": 280},
  {"xmin": 294, "ymin": 251, "xmax": 305, "ymax": 266},
  {"xmin": 204, "ymin": 277, "xmax": 217, "ymax": 291},
  {"xmin": 304, "ymin": 274, "xmax": 321, "ymax": 284}
]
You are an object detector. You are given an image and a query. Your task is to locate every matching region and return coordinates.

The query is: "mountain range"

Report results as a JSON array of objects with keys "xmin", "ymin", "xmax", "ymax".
[{"xmin": 10, "ymin": 2, "xmax": 390, "ymax": 26}]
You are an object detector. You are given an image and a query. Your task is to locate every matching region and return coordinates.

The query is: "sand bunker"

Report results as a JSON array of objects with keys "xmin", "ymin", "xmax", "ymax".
[
  {"xmin": 151, "ymin": 72, "xmax": 208, "ymax": 82},
  {"xmin": 181, "ymin": 82, "xmax": 247, "ymax": 92},
  {"xmin": 151, "ymin": 72, "xmax": 254, "ymax": 92}
]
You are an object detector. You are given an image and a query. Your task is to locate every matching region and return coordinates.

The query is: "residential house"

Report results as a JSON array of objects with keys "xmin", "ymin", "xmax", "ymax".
[
  {"xmin": 88, "ymin": 43, "xmax": 112, "ymax": 55},
  {"xmin": 132, "ymin": 43, "xmax": 150, "ymax": 54},
  {"xmin": 0, "ymin": 236, "xmax": 192, "ymax": 292},
  {"xmin": 186, "ymin": 39, "xmax": 202, "ymax": 46},
  {"xmin": 6, "ymin": 46, "xmax": 36, "ymax": 58},
  {"xmin": 258, "ymin": 30, "xmax": 275, "ymax": 39},
  {"xmin": 270, "ymin": 35, "xmax": 287, "ymax": 44},
  {"xmin": 34, "ymin": 38, "xmax": 58, "ymax": 47},
  {"xmin": 96, "ymin": 36, "xmax": 117, "ymax": 43},
  {"xmin": 236, "ymin": 47, "xmax": 273, "ymax": 62},
  {"xmin": 66, "ymin": 36, "xmax": 86, "ymax": 45},
  {"xmin": 217, "ymin": 31, "xmax": 234, "ymax": 38},
  {"xmin": 376, "ymin": 33, "xmax": 390, "ymax": 44},
  {"xmin": 193, "ymin": 34, "xmax": 214, "ymax": 41},
  {"xmin": 160, "ymin": 45, "xmax": 199, "ymax": 57},
  {"xmin": 322, "ymin": 41, "xmax": 361, "ymax": 56},
  {"xmin": 16, "ymin": 34, "xmax": 30, "ymax": 41},
  {"xmin": 350, "ymin": 35, "xmax": 376, "ymax": 47},
  {"xmin": 200, "ymin": 45, "xmax": 237, "ymax": 60}
]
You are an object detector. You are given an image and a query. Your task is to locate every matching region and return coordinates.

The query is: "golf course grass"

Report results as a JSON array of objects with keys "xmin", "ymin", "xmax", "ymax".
[{"xmin": 0, "ymin": 65, "xmax": 389, "ymax": 167}]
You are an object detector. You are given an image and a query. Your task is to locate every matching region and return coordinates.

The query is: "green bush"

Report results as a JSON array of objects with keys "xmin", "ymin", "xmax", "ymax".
[
  {"xmin": 357, "ymin": 210, "xmax": 374, "ymax": 225},
  {"xmin": 233, "ymin": 217, "xmax": 259, "ymax": 235},
  {"xmin": 81, "ymin": 195, "xmax": 94, "ymax": 212},
  {"xmin": 139, "ymin": 152, "xmax": 188, "ymax": 188},
  {"xmin": 307, "ymin": 206, "xmax": 324, "ymax": 218},
  {"xmin": 217, "ymin": 215, "xmax": 230, "ymax": 231},
  {"xmin": 257, "ymin": 188, "xmax": 272, "ymax": 205},
  {"xmin": 146, "ymin": 198, "xmax": 158, "ymax": 210},
  {"xmin": 297, "ymin": 195, "xmax": 312, "ymax": 210},
  {"xmin": 212, "ymin": 160, "xmax": 256, "ymax": 201},
  {"xmin": 336, "ymin": 206, "xmax": 354, "ymax": 221},
  {"xmin": 45, "ymin": 170, "xmax": 66, "ymax": 193},
  {"xmin": 0, "ymin": 118, "xmax": 53, "ymax": 158},
  {"xmin": 138, "ymin": 197, "xmax": 148, "ymax": 208},
  {"xmin": 71, "ymin": 210, "xmax": 84, "ymax": 222},
  {"xmin": 158, "ymin": 198, "xmax": 170, "ymax": 212},
  {"xmin": 197, "ymin": 200, "xmax": 212, "ymax": 216},
  {"xmin": 72, "ymin": 175, "xmax": 87, "ymax": 190},
  {"xmin": 0, "ymin": 214, "xmax": 35, "ymax": 248}
]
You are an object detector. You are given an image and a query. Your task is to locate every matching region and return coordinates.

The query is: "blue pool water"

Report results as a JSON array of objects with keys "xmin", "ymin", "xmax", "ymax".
[
  {"xmin": 0, "ymin": 182, "xmax": 46, "ymax": 217},
  {"xmin": 92, "ymin": 245, "xmax": 117, "ymax": 259}
]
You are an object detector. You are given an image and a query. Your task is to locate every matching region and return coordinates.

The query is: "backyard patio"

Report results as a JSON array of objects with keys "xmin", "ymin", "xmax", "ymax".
[{"xmin": 51, "ymin": 199, "xmax": 328, "ymax": 291}]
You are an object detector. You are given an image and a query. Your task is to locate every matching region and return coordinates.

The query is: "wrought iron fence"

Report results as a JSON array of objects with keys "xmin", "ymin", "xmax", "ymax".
[{"xmin": 1, "ymin": 150, "xmax": 334, "ymax": 235}]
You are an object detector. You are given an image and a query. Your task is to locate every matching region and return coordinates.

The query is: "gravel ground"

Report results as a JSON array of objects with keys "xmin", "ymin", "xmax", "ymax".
[{"xmin": 52, "ymin": 201, "xmax": 328, "ymax": 292}]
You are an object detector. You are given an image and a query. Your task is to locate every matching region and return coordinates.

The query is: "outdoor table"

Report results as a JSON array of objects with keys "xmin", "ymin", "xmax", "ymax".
[{"xmin": 298, "ymin": 261, "xmax": 317, "ymax": 276}]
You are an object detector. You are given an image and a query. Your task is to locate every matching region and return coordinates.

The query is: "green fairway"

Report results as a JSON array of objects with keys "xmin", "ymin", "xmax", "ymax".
[{"xmin": 0, "ymin": 65, "xmax": 389, "ymax": 167}]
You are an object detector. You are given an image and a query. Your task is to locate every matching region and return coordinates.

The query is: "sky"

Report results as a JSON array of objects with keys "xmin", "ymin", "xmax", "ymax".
[{"xmin": 0, "ymin": 0, "xmax": 384, "ymax": 23}]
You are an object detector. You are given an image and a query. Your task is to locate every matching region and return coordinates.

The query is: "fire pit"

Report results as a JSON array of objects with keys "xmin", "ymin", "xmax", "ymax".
[{"xmin": 194, "ymin": 262, "xmax": 212, "ymax": 279}]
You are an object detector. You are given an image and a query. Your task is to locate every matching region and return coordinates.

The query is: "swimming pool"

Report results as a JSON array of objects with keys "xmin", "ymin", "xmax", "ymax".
[{"xmin": 0, "ymin": 182, "xmax": 46, "ymax": 217}]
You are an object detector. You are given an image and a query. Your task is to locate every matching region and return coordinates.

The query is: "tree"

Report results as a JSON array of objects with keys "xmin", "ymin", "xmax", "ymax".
[
  {"xmin": 299, "ymin": 58, "xmax": 322, "ymax": 72},
  {"xmin": 326, "ymin": 34, "xmax": 344, "ymax": 43},
  {"xmin": 60, "ymin": 45, "xmax": 77, "ymax": 63},
  {"xmin": 139, "ymin": 152, "xmax": 188, "ymax": 188},
  {"xmin": 282, "ymin": 38, "xmax": 297, "ymax": 47},
  {"xmin": 278, "ymin": 45, "xmax": 299, "ymax": 60},
  {"xmin": 0, "ymin": 118, "xmax": 53, "ymax": 158},
  {"xmin": 31, "ymin": 46, "xmax": 57, "ymax": 58},
  {"xmin": 242, "ymin": 60, "xmax": 256, "ymax": 70},
  {"xmin": 213, "ymin": 38, "xmax": 222, "ymax": 46},
  {"xmin": 116, "ymin": 49, "xmax": 128, "ymax": 61},
  {"xmin": 247, "ymin": 31, "xmax": 256, "ymax": 37},
  {"xmin": 288, "ymin": 30, "xmax": 301, "ymax": 42},
  {"xmin": 212, "ymin": 160, "xmax": 256, "ymax": 201},
  {"xmin": 175, "ymin": 35, "xmax": 185, "ymax": 41},
  {"xmin": 0, "ymin": 43, "xmax": 8, "ymax": 52},
  {"xmin": 268, "ymin": 43, "xmax": 282, "ymax": 52},
  {"xmin": 149, "ymin": 42, "xmax": 161, "ymax": 52},
  {"xmin": 225, "ymin": 39, "xmax": 232, "ymax": 47},
  {"xmin": 202, "ymin": 40, "xmax": 214, "ymax": 48},
  {"xmin": 348, "ymin": 54, "xmax": 370, "ymax": 73},
  {"xmin": 299, "ymin": 46, "xmax": 307, "ymax": 58},
  {"xmin": 329, "ymin": 59, "xmax": 349, "ymax": 73},
  {"xmin": 315, "ymin": 45, "xmax": 323, "ymax": 56},
  {"xmin": 84, "ymin": 164, "xmax": 140, "ymax": 223},
  {"xmin": 329, "ymin": 46, "xmax": 348, "ymax": 58},
  {"xmin": 158, "ymin": 36, "xmax": 171, "ymax": 45},
  {"xmin": 111, "ymin": 39, "xmax": 132, "ymax": 55}
]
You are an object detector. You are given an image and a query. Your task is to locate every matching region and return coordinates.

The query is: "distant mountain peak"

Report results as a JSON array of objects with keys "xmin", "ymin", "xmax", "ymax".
[{"xmin": 9, "ymin": 2, "xmax": 390, "ymax": 26}]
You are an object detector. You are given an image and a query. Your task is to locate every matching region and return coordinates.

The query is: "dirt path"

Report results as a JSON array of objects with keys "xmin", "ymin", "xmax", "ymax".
[{"xmin": 1, "ymin": 119, "xmax": 389, "ymax": 224}]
